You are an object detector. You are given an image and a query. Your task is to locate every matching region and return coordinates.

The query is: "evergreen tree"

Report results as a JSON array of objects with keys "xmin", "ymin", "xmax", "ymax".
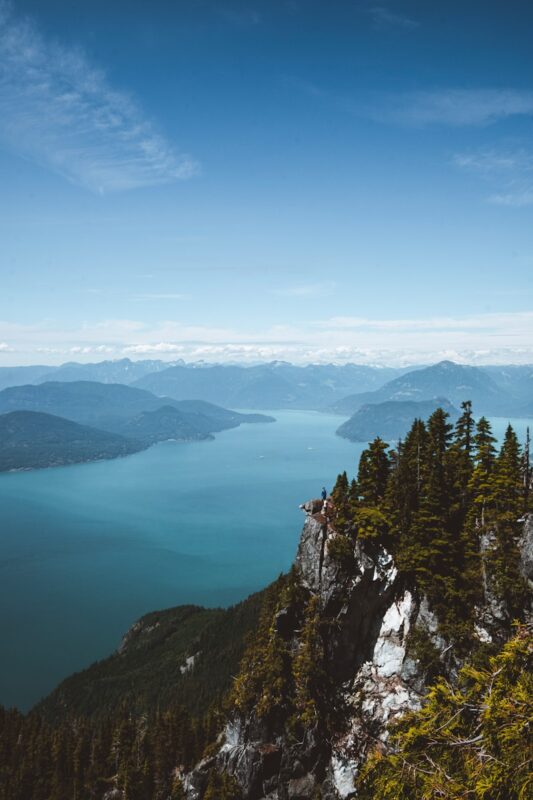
[
  {"xmin": 358, "ymin": 626, "xmax": 533, "ymax": 800},
  {"xmin": 522, "ymin": 427, "xmax": 531, "ymax": 511},
  {"xmin": 494, "ymin": 424, "xmax": 522, "ymax": 517},
  {"xmin": 292, "ymin": 596, "xmax": 326, "ymax": 730},
  {"xmin": 331, "ymin": 471, "xmax": 350, "ymax": 530},
  {"xmin": 449, "ymin": 400, "xmax": 475, "ymax": 514},
  {"xmin": 357, "ymin": 437, "xmax": 390, "ymax": 506},
  {"xmin": 469, "ymin": 416, "xmax": 497, "ymax": 528}
]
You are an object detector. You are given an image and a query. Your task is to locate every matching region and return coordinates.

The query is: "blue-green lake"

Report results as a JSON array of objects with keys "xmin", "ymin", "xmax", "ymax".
[{"xmin": 0, "ymin": 411, "xmax": 530, "ymax": 711}]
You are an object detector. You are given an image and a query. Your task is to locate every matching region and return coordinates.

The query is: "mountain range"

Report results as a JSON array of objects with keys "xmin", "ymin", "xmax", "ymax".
[
  {"xmin": 132, "ymin": 362, "xmax": 411, "ymax": 409},
  {"xmin": 0, "ymin": 359, "xmax": 183, "ymax": 391},
  {"xmin": 0, "ymin": 360, "xmax": 409, "ymax": 406},
  {"xmin": 0, "ymin": 382, "xmax": 273, "ymax": 471},
  {"xmin": 0, "ymin": 359, "xmax": 531, "ymax": 416},
  {"xmin": 328, "ymin": 360, "xmax": 532, "ymax": 416}
]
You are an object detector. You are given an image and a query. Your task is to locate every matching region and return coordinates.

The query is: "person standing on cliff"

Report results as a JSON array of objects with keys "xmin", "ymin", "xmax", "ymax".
[{"xmin": 321, "ymin": 486, "xmax": 327, "ymax": 501}]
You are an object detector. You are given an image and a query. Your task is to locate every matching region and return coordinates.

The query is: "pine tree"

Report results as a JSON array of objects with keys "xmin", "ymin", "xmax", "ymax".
[
  {"xmin": 358, "ymin": 626, "xmax": 533, "ymax": 800},
  {"xmin": 486, "ymin": 426, "xmax": 528, "ymax": 617},
  {"xmin": 494, "ymin": 424, "xmax": 522, "ymax": 517},
  {"xmin": 469, "ymin": 416, "xmax": 497, "ymax": 527},
  {"xmin": 292, "ymin": 596, "xmax": 326, "ymax": 731},
  {"xmin": 449, "ymin": 400, "xmax": 475, "ymax": 514},
  {"xmin": 522, "ymin": 427, "xmax": 531, "ymax": 511},
  {"xmin": 331, "ymin": 471, "xmax": 350, "ymax": 530},
  {"xmin": 357, "ymin": 437, "xmax": 390, "ymax": 506}
]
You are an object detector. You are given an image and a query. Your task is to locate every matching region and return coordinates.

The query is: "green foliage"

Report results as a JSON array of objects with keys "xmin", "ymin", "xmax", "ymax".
[
  {"xmin": 357, "ymin": 437, "xmax": 390, "ymax": 505},
  {"xmin": 38, "ymin": 590, "xmax": 267, "ymax": 724},
  {"xmin": 406, "ymin": 627, "xmax": 444, "ymax": 684},
  {"xmin": 326, "ymin": 533, "xmax": 354, "ymax": 568},
  {"xmin": 331, "ymin": 471, "xmax": 351, "ymax": 530},
  {"xmin": 333, "ymin": 407, "xmax": 529, "ymax": 648},
  {"xmin": 230, "ymin": 574, "xmax": 296, "ymax": 720},
  {"xmin": 358, "ymin": 626, "xmax": 533, "ymax": 800},
  {"xmin": 0, "ymin": 410, "xmax": 143, "ymax": 471},
  {"xmin": 204, "ymin": 769, "xmax": 242, "ymax": 799},
  {"xmin": 0, "ymin": 589, "xmax": 271, "ymax": 799},
  {"xmin": 354, "ymin": 506, "xmax": 389, "ymax": 541},
  {"xmin": 1, "ymin": 402, "xmax": 531, "ymax": 800},
  {"xmin": 292, "ymin": 596, "xmax": 327, "ymax": 730},
  {"xmin": 0, "ymin": 703, "xmax": 208, "ymax": 800}
]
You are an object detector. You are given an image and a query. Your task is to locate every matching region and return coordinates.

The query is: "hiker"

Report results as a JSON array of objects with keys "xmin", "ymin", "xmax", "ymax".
[{"xmin": 321, "ymin": 486, "xmax": 327, "ymax": 501}]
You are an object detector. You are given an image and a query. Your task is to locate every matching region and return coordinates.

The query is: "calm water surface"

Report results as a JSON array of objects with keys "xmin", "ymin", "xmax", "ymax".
[
  {"xmin": 0, "ymin": 411, "xmax": 530, "ymax": 711},
  {"xmin": 0, "ymin": 411, "xmax": 364, "ymax": 710}
]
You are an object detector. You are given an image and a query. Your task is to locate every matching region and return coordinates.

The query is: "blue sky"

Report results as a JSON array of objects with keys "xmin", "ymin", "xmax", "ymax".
[{"xmin": 1, "ymin": 0, "xmax": 532, "ymax": 366}]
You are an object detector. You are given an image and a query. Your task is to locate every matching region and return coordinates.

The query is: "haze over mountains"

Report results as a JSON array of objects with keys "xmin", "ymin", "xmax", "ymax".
[
  {"xmin": 0, "ymin": 359, "xmax": 531, "ymax": 415},
  {"xmin": 0, "ymin": 359, "xmax": 530, "ymax": 469},
  {"xmin": 0, "ymin": 381, "xmax": 273, "ymax": 471},
  {"xmin": 0, "ymin": 359, "xmax": 179, "ymax": 392},
  {"xmin": 132, "ymin": 362, "xmax": 410, "ymax": 409},
  {"xmin": 0, "ymin": 359, "xmax": 410, "ymax": 406},
  {"xmin": 328, "ymin": 360, "xmax": 533, "ymax": 417}
]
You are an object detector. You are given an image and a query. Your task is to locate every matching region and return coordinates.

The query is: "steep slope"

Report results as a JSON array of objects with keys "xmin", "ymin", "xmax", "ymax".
[
  {"xmin": 0, "ymin": 410, "xmax": 143, "ymax": 471},
  {"xmin": 183, "ymin": 507, "xmax": 532, "ymax": 800},
  {"xmin": 482, "ymin": 363, "xmax": 533, "ymax": 405},
  {"xmin": 182, "ymin": 408, "xmax": 532, "ymax": 799},
  {"xmin": 330, "ymin": 360, "xmax": 515, "ymax": 416},
  {"xmin": 36, "ymin": 587, "xmax": 269, "ymax": 722},
  {"xmin": 336, "ymin": 398, "xmax": 458, "ymax": 442}
]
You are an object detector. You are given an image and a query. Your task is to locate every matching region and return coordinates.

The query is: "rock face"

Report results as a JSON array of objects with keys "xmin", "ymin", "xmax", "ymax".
[
  {"xmin": 519, "ymin": 514, "xmax": 533, "ymax": 601},
  {"xmin": 183, "ymin": 507, "xmax": 533, "ymax": 800}
]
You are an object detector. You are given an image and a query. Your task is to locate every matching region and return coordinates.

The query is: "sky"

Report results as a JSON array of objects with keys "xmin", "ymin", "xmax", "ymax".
[{"xmin": 0, "ymin": 0, "xmax": 532, "ymax": 367}]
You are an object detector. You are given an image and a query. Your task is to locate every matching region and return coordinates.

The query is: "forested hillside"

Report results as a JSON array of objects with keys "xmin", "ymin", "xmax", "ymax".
[
  {"xmin": 0, "ymin": 402, "xmax": 531, "ymax": 800},
  {"xmin": 0, "ymin": 411, "xmax": 143, "ymax": 471}
]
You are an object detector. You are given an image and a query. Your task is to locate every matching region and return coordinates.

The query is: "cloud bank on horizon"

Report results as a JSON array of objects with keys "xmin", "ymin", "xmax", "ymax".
[{"xmin": 1, "ymin": 310, "xmax": 532, "ymax": 367}]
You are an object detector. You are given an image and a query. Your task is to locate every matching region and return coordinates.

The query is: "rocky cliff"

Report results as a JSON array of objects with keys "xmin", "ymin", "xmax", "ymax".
[{"xmin": 183, "ymin": 504, "xmax": 533, "ymax": 800}]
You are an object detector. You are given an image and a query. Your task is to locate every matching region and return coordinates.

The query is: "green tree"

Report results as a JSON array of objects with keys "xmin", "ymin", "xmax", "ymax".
[
  {"xmin": 357, "ymin": 437, "xmax": 390, "ymax": 506},
  {"xmin": 292, "ymin": 596, "xmax": 326, "ymax": 730},
  {"xmin": 331, "ymin": 471, "xmax": 350, "ymax": 530},
  {"xmin": 358, "ymin": 627, "xmax": 533, "ymax": 800}
]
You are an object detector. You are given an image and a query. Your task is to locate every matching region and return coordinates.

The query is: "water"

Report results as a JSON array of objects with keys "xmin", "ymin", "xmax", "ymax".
[
  {"xmin": 0, "ymin": 411, "xmax": 364, "ymax": 711},
  {"xmin": 0, "ymin": 411, "xmax": 530, "ymax": 712}
]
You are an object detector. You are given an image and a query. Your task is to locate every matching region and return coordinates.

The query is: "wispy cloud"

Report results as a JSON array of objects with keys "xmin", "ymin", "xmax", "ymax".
[
  {"xmin": 368, "ymin": 89, "xmax": 533, "ymax": 126},
  {"xmin": 367, "ymin": 5, "xmax": 419, "ymax": 30},
  {"xmin": 490, "ymin": 190, "xmax": 533, "ymax": 207},
  {"xmin": 454, "ymin": 147, "xmax": 533, "ymax": 206},
  {"xmin": 293, "ymin": 81, "xmax": 533, "ymax": 130},
  {"xmin": 0, "ymin": 2, "xmax": 199, "ymax": 192}
]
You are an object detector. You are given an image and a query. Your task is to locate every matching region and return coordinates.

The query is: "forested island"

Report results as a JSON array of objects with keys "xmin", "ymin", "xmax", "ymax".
[{"xmin": 0, "ymin": 402, "xmax": 531, "ymax": 799}]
